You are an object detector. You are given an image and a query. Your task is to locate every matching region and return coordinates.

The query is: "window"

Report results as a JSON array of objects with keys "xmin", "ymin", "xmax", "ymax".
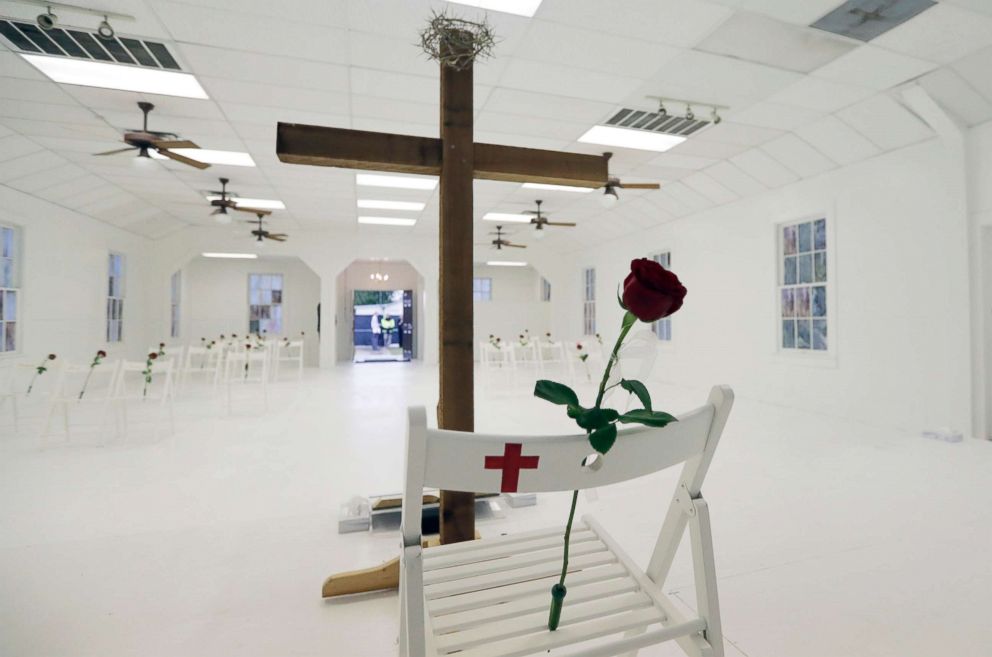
[
  {"xmin": 650, "ymin": 252, "xmax": 672, "ymax": 341},
  {"xmin": 473, "ymin": 277, "xmax": 492, "ymax": 302},
  {"xmin": 582, "ymin": 267, "xmax": 596, "ymax": 335},
  {"xmin": 249, "ymin": 273, "xmax": 283, "ymax": 334},
  {"xmin": 170, "ymin": 270, "xmax": 181, "ymax": 339},
  {"xmin": 0, "ymin": 225, "xmax": 19, "ymax": 353},
  {"xmin": 540, "ymin": 277, "xmax": 551, "ymax": 302},
  {"xmin": 107, "ymin": 253, "xmax": 125, "ymax": 343},
  {"xmin": 780, "ymin": 218, "xmax": 828, "ymax": 351}
]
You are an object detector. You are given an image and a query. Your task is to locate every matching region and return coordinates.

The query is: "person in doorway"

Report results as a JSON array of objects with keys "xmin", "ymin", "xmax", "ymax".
[
  {"xmin": 370, "ymin": 311, "xmax": 382, "ymax": 351},
  {"xmin": 381, "ymin": 313, "xmax": 396, "ymax": 348}
]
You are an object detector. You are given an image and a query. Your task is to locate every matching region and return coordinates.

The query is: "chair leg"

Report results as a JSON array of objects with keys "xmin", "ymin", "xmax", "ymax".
[{"xmin": 690, "ymin": 498, "xmax": 723, "ymax": 657}]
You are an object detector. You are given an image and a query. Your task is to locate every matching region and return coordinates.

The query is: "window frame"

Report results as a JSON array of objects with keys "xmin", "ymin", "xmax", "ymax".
[
  {"xmin": 248, "ymin": 272, "xmax": 285, "ymax": 335},
  {"xmin": 0, "ymin": 223, "xmax": 21, "ymax": 356},
  {"xmin": 540, "ymin": 276, "xmax": 551, "ymax": 303},
  {"xmin": 582, "ymin": 267, "xmax": 596, "ymax": 336},
  {"xmin": 473, "ymin": 277, "xmax": 492, "ymax": 302},
  {"xmin": 774, "ymin": 212, "xmax": 837, "ymax": 365},
  {"xmin": 106, "ymin": 252, "xmax": 125, "ymax": 344},
  {"xmin": 170, "ymin": 269, "xmax": 181, "ymax": 339}
]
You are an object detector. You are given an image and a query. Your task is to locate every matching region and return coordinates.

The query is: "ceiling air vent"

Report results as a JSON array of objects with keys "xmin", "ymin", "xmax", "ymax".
[
  {"xmin": 0, "ymin": 19, "xmax": 182, "ymax": 70},
  {"xmin": 810, "ymin": 0, "xmax": 935, "ymax": 42},
  {"xmin": 605, "ymin": 108, "xmax": 710, "ymax": 137}
]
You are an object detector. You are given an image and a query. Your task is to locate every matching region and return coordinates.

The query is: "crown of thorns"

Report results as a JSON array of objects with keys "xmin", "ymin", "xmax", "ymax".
[{"xmin": 419, "ymin": 12, "xmax": 497, "ymax": 70}]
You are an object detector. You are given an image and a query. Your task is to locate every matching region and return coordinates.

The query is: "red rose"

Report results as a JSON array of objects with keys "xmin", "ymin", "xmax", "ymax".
[
  {"xmin": 97, "ymin": 350, "xmax": 107, "ymax": 358},
  {"xmin": 576, "ymin": 343, "xmax": 583, "ymax": 350},
  {"xmin": 621, "ymin": 258, "xmax": 686, "ymax": 322},
  {"xmin": 48, "ymin": 354, "xmax": 56, "ymax": 360},
  {"xmin": 148, "ymin": 352, "xmax": 158, "ymax": 360}
]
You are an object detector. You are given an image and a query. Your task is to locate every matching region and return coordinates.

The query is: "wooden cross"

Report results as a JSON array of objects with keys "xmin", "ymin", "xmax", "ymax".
[
  {"xmin": 485, "ymin": 443, "xmax": 540, "ymax": 493},
  {"xmin": 277, "ymin": 36, "xmax": 608, "ymax": 546}
]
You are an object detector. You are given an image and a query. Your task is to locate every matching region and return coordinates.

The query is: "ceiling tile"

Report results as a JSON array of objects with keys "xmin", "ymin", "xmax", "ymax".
[
  {"xmin": 794, "ymin": 115, "xmax": 882, "ymax": 165},
  {"xmin": 729, "ymin": 101, "xmax": 824, "ymax": 130},
  {"xmin": 812, "ymin": 45, "xmax": 938, "ymax": 90},
  {"xmin": 681, "ymin": 171, "xmax": 739, "ymax": 205},
  {"xmin": 0, "ymin": 134, "xmax": 42, "ymax": 162},
  {"xmin": 709, "ymin": 0, "xmax": 844, "ymax": 25},
  {"xmin": 646, "ymin": 153, "xmax": 718, "ymax": 170},
  {"xmin": 768, "ymin": 76, "xmax": 876, "ymax": 112},
  {"xmin": 663, "ymin": 181, "xmax": 714, "ymax": 212},
  {"xmin": 694, "ymin": 121, "xmax": 784, "ymax": 147},
  {"xmin": 872, "ymin": 3, "xmax": 992, "ymax": 64},
  {"xmin": 730, "ymin": 148, "xmax": 800, "ymax": 187},
  {"xmin": 0, "ymin": 150, "xmax": 65, "ymax": 182},
  {"xmin": 835, "ymin": 94, "xmax": 932, "ymax": 150},
  {"xmin": 705, "ymin": 161, "xmax": 769, "ymax": 196},
  {"xmin": 178, "ymin": 44, "xmax": 350, "ymax": 92},
  {"xmin": 3, "ymin": 162, "xmax": 87, "ymax": 194},
  {"xmin": 760, "ymin": 134, "xmax": 837, "ymax": 178},
  {"xmin": 913, "ymin": 68, "xmax": 992, "ymax": 126},
  {"xmin": 951, "ymin": 45, "xmax": 992, "ymax": 104},
  {"xmin": 697, "ymin": 12, "xmax": 855, "ymax": 73},
  {"xmin": 482, "ymin": 88, "xmax": 613, "ymax": 125},
  {"xmin": 499, "ymin": 58, "xmax": 644, "ymax": 103},
  {"xmin": 668, "ymin": 138, "xmax": 750, "ymax": 159}
]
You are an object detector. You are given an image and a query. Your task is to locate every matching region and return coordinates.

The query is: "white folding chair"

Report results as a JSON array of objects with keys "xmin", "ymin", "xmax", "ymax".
[
  {"xmin": 273, "ymin": 339, "xmax": 304, "ymax": 381},
  {"xmin": 42, "ymin": 359, "xmax": 122, "ymax": 440},
  {"xmin": 399, "ymin": 386, "xmax": 734, "ymax": 657},
  {"xmin": 537, "ymin": 341, "xmax": 574, "ymax": 384},
  {"xmin": 1, "ymin": 361, "xmax": 40, "ymax": 434},
  {"xmin": 512, "ymin": 342, "xmax": 543, "ymax": 376},
  {"xmin": 107, "ymin": 359, "xmax": 175, "ymax": 440},
  {"xmin": 223, "ymin": 347, "xmax": 269, "ymax": 413},
  {"xmin": 179, "ymin": 345, "xmax": 222, "ymax": 393}
]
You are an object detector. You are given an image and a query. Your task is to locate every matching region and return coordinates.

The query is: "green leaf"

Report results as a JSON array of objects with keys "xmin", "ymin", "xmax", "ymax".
[
  {"xmin": 620, "ymin": 379, "xmax": 652, "ymax": 411},
  {"xmin": 617, "ymin": 409, "xmax": 678, "ymax": 428},
  {"xmin": 534, "ymin": 380, "xmax": 580, "ymax": 406},
  {"xmin": 622, "ymin": 310, "xmax": 637, "ymax": 329},
  {"xmin": 589, "ymin": 423, "xmax": 618, "ymax": 454},
  {"xmin": 569, "ymin": 406, "xmax": 619, "ymax": 431}
]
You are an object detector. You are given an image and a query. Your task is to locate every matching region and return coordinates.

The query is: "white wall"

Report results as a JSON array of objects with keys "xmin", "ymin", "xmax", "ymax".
[
  {"xmin": 0, "ymin": 185, "xmax": 151, "ymax": 365},
  {"xmin": 546, "ymin": 139, "xmax": 975, "ymax": 436},
  {"xmin": 183, "ymin": 255, "xmax": 320, "ymax": 366},
  {"xmin": 473, "ymin": 264, "xmax": 550, "ymax": 352}
]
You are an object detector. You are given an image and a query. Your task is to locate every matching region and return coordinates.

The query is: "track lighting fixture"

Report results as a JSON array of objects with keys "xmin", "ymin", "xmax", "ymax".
[
  {"xmin": 97, "ymin": 15, "xmax": 114, "ymax": 40},
  {"xmin": 36, "ymin": 6, "xmax": 56, "ymax": 30},
  {"xmin": 657, "ymin": 100, "xmax": 667, "ymax": 117},
  {"xmin": 685, "ymin": 105, "xmax": 694, "ymax": 121},
  {"xmin": 711, "ymin": 107, "xmax": 722, "ymax": 124}
]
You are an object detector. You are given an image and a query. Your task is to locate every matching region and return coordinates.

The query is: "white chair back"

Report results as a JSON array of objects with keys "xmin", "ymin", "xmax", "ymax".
[
  {"xmin": 113, "ymin": 359, "xmax": 174, "ymax": 402},
  {"xmin": 179, "ymin": 345, "xmax": 222, "ymax": 391},
  {"xmin": 42, "ymin": 358, "xmax": 122, "ymax": 439},
  {"xmin": 274, "ymin": 339, "xmax": 304, "ymax": 380}
]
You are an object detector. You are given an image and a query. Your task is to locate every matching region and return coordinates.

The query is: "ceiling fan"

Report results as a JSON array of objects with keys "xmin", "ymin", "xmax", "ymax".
[
  {"xmin": 207, "ymin": 177, "xmax": 272, "ymax": 224},
  {"xmin": 94, "ymin": 101, "xmax": 209, "ymax": 170},
  {"xmin": 524, "ymin": 200, "xmax": 575, "ymax": 239},
  {"xmin": 599, "ymin": 152, "xmax": 661, "ymax": 207},
  {"xmin": 480, "ymin": 226, "xmax": 526, "ymax": 250},
  {"xmin": 245, "ymin": 212, "xmax": 286, "ymax": 243}
]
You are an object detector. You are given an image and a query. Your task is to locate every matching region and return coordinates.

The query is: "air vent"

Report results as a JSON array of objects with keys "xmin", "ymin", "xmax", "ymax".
[
  {"xmin": 605, "ymin": 108, "xmax": 711, "ymax": 137},
  {"xmin": 810, "ymin": 0, "xmax": 935, "ymax": 42},
  {"xmin": 0, "ymin": 19, "xmax": 182, "ymax": 70}
]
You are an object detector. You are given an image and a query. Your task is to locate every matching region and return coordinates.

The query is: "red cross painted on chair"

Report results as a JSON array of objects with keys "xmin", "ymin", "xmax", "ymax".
[{"xmin": 484, "ymin": 443, "xmax": 540, "ymax": 493}]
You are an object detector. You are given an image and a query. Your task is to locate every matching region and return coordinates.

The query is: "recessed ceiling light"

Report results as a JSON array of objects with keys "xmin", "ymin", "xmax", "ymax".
[
  {"xmin": 204, "ymin": 195, "xmax": 284, "ymax": 210},
  {"xmin": 450, "ymin": 0, "xmax": 543, "ymax": 16},
  {"xmin": 578, "ymin": 125, "xmax": 686, "ymax": 153},
  {"xmin": 202, "ymin": 252, "xmax": 258, "ymax": 259},
  {"xmin": 522, "ymin": 183, "xmax": 595, "ymax": 193},
  {"xmin": 486, "ymin": 261, "xmax": 528, "ymax": 267},
  {"xmin": 358, "ymin": 216, "xmax": 417, "ymax": 227},
  {"xmin": 483, "ymin": 212, "xmax": 532, "ymax": 223},
  {"xmin": 357, "ymin": 199, "xmax": 426, "ymax": 211},
  {"xmin": 356, "ymin": 173, "xmax": 438, "ymax": 190},
  {"xmin": 21, "ymin": 54, "xmax": 209, "ymax": 99}
]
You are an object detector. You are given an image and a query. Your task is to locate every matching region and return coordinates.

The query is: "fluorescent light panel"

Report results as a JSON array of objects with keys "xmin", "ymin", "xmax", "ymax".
[
  {"xmin": 450, "ymin": 0, "xmax": 543, "ymax": 16},
  {"xmin": 357, "ymin": 199, "xmax": 426, "ymax": 211},
  {"xmin": 522, "ymin": 182, "xmax": 595, "ymax": 193},
  {"xmin": 205, "ymin": 195, "xmax": 284, "ymax": 210},
  {"xmin": 202, "ymin": 252, "xmax": 257, "ymax": 259},
  {"xmin": 578, "ymin": 125, "xmax": 686, "ymax": 153},
  {"xmin": 21, "ymin": 54, "xmax": 209, "ymax": 99},
  {"xmin": 483, "ymin": 212, "xmax": 532, "ymax": 223},
  {"xmin": 486, "ymin": 261, "xmax": 528, "ymax": 267},
  {"xmin": 356, "ymin": 173, "xmax": 438, "ymax": 190},
  {"xmin": 358, "ymin": 216, "xmax": 417, "ymax": 226}
]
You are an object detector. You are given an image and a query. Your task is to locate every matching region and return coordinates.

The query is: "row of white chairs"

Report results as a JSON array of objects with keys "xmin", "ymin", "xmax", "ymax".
[
  {"xmin": 151, "ymin": 339, "xmax": 304, "ymax": 392},
  {"xmin": 479, "ymin": 339, "xmax": 606, "ymax": 382}
]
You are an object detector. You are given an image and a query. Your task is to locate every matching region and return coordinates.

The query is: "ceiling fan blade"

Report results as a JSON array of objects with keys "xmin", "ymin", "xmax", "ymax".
[
  {"xmin": 545, "ymin": 221, "xmax": 577, "ymax": 227},
  {"xmin": 151, "ymin": 139, "xmax": 198, "ymax": 149},
  {"xmin": 504, "ymin": 243, "xmax": 527, "ymax": 248},
  {"xmin": 94, "ymin": 146, "xmax": 138, "ymax": 156},
  {"xmin": 266, "ymin": 234, "xmax": 288, "ymax": 241},
  {"xmin": 158, "ymin": 148, "xmax": 210, "ymax": 170},
  {"xmin": 233, "ymin": 206, "xmax": 271, "ymax": 215},
  {"xmin": 617, "ymin": 182, "xmax": 660, "ymax": 189}
]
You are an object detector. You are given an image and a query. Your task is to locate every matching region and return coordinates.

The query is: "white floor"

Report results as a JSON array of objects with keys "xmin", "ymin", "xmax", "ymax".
[{"xmin": 1, "ymin": 364, "xmax": 990, "ymax": 657}]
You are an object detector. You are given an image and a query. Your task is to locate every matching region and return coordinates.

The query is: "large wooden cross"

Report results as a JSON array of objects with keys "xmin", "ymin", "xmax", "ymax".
[{"xmin": 276, "ymin": 40, "xmax": 608, "ymax": 547}]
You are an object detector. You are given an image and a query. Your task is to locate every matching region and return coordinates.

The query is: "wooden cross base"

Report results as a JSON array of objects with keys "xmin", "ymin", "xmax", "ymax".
[{"xmin": 321, "ymin": 531, "xmax": 481, "ymax": 598}]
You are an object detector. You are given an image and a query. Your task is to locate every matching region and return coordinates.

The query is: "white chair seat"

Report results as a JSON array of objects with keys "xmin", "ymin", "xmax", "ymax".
[{"xmin": 422, "ymin": 517, "xmax": 692, "ymax": 657}]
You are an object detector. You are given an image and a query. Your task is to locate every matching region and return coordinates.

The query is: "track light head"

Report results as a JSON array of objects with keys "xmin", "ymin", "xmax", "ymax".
[
  {"xmin": 37, "ymin": 7, "xmax": 56, "ymax": 30},
  {"xmin": 685, "ymin": 105, "xmax": 694, "ymax": 121},
  {"xmin": 711, "ymin": 107, "xmax": 722, "ymax": 124},
  {"xmin": 97, "ymin": 16, "xmax": 115, "ymax": 40}
]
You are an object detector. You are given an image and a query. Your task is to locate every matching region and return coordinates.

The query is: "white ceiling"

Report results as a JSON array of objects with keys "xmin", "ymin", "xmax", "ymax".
[{"xmin": 0, "ymin": 0, "xmax": 990, "ymax": 250}]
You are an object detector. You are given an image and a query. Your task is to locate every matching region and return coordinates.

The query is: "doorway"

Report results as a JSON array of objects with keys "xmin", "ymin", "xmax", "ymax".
[{"xmin": 353, "ymin": 289, "xmax": 414, "ymax": 363}]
